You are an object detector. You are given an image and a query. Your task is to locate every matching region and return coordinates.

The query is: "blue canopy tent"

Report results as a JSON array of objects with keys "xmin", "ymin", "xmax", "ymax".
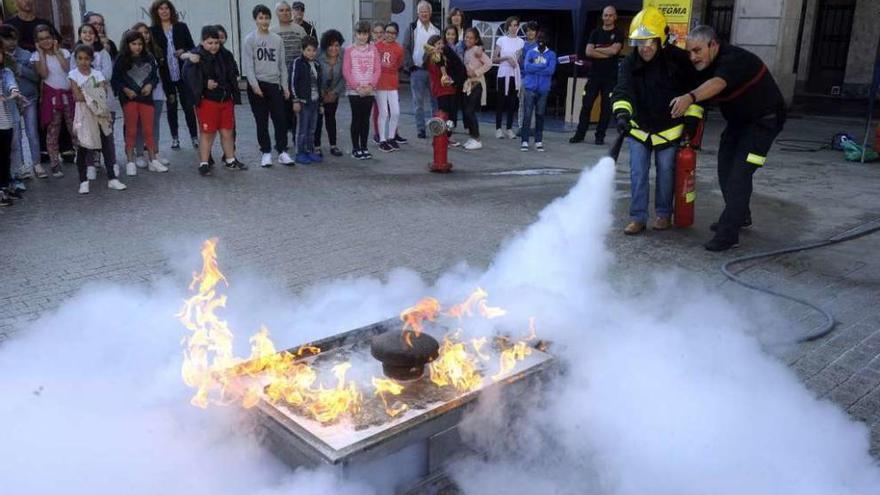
[{"xmin": 448, "ymin": 0, "xmax": 642, "ymax": 54}]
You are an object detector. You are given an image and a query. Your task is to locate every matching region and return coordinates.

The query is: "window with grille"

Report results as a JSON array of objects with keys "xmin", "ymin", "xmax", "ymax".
[{"xmin": 704, "ymin": 0, "xmax": 734, "ymax": 43}]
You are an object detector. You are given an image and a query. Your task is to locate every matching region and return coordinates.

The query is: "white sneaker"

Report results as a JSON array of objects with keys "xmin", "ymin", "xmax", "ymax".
[
  {"xmin": 34, "ymin": 163, "xmax": 48, "ymax": 179},
  {"xmin": 107, "ymin": 179, "xmax": 127, "ymax": 190},
  {"xmin": 148, "ymin": 159, "xmax": 169, "ymax": 172},
  {"xmin": 86, "ymin": 165, "xmax": 97, "ymax": 180},
  {"xmin": 260, "ymin": 153, "xmax": 273, "ymax": 167},
  {"xmin": 495, "ymin": 128, "xmax": 504, "ymax": 139},
  {"xmin": 113, "ymin": 164, "xmax": 120, "ymax": 177},
  {"xmin": 463, "ymin": 138, "xmax": 483, "ymax": 150},
  {"xmin": 78, "ymin": 181, "xmax": 89, "ymax": 194},
  {"xmin": 278, "ymin": 151, "xmax": 294, "ymax": 165},
  {"xmin": 135, "ymin": 156, "xmax": 147, "ymax": 169},
  {"xmin": 506, "ymin": 129, "xmax": 516, "ymax": 139},
  {"xmin": 536, "ymin": 142, "xmax": 545, "ymax": 152},
  {"xmin": 520, "ymin": 141, "xmax": 529, "ymax": 152},
  {"xmin": 159, "ymin": 156, "xmax": 170, "ymax": 165},
  {"xmin": 126, "ymin": 162, "xmax": 137, "ymax": 176}
]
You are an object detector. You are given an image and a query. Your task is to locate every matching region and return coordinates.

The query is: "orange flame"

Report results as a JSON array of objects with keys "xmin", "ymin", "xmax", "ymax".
[
  {"xmin": 307, "ymin": 363, "xmax": 362, "ymax": 423},
  {"xmin": 371, "ymin": 377, "xmax": 409, "ymax": 417},
  {"xmin": 400, "ymin": 297, "xmax": 441, "ymax": 347},
  {"xmin": 177, "ymin": 238, "xmax": 361, "ymax": 424},
  {"xmin": 524, "ymin": 317, "xmax": 537, "ymax": 342},
  {"xmin": 445, "ymin": 287, "xmax": 507, "ymax": 320},
  {"xmin": 491, "ymin": 341, "xmax": 532, "ymax": 381},
  {"xmin": 177, "ymin": 238, "xmax": 236, "ymax": 409},
  {"xmin": 471, "ymin": 337, "xmax": 490, "ymax": 361},
  {"xmin": 490, "ymin": 318, "xmax": 539, "ymax": 382},
  {"xmin": 429, "ymin": 335, "xmax": 483, "ymax": 392}
]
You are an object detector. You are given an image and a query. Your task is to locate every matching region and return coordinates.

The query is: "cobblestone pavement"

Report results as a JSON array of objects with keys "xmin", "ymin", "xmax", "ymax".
[{"xmin": 1, "ymin": 92, "xmax": 878, "ymax": 455}]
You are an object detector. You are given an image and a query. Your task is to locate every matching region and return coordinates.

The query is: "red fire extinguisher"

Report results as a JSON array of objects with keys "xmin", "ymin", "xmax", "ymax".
[
  {"xmin": 674, "ymin": 140, "xmax": 696, "ymax": 228},
  {"xmin": 690, "ymin": 119, "xmax": 705, "ymax": 149}
]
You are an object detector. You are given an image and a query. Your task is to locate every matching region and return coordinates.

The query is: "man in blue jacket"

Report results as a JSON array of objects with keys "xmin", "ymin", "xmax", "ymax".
[{"xmin": 520, "ymin": 31, "xmax": 556, "ymax": 152}]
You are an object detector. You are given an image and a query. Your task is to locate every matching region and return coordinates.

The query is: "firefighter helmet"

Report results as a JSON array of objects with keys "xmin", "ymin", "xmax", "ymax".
[{"xmin": 628, "ymin": 6, "xmax": 667, "ymax": 46}]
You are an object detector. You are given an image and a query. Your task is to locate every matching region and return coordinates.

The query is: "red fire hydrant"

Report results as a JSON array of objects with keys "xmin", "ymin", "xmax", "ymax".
[
  {"xmin": 674, "ymin": 140, "xmax": 696, "ymax": 228},
  {"xmin": 427, "ymin": 111, "xmax": 453, "ymax": 173}
]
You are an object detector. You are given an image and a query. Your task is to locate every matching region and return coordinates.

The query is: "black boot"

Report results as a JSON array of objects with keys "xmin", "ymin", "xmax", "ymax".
[{"xmin": 704, "ymin": 237, "xmax": 739, "ymax": 252}]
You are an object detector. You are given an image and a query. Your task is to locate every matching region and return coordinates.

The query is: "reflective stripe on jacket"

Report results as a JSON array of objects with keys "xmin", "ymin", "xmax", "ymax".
[{"xmin": 612, "ymin": 45, "xmax": 702, "ymax": 150}]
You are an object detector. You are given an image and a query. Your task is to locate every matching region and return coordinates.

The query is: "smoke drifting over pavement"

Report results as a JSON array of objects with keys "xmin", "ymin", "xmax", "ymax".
[{"xmin": 1, "ymin": 159, "xmax": 878, "ymax": 494}]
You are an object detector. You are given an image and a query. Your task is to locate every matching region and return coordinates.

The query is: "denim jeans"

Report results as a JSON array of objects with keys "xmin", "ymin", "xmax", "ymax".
[
  {"xmin": 20, "ymin": 99, "xmax": 39, "ymax": 167},
  {"xmin": 628, "ymin": 138, "xmax": 676, "ymax": 223},
  {"xmin": 10, "ymin": 106, "xmax": 23, "ymax": 176},
  {"xmin": 521, "ymin": 89, "xmax": 548, "ymax": 143},
  {"xmin": 297, "ymin": 101, "xmax": 318, "ymax": 155},
  {"xmin": 409, "ymin": 68, "xmax": 437, "ymax": 134}
]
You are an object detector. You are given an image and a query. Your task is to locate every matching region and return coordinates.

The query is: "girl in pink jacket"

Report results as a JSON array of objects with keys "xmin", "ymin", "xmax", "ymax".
[{"xmin": 343, "ymin": 21, "xmax": 381, "ymax": 160}]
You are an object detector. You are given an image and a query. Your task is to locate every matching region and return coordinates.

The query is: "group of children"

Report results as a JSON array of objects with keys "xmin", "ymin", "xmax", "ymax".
[
  {"xmin": 0, "ymin": 9, "xmax": 562, "ymax": 203},
  {"xmin": 0, "ymin": 18, "xmax": 186, "ymax": 202},
  {"xmin": 422, "ymin": 16, "xmax": 557, "ymax": 153}
]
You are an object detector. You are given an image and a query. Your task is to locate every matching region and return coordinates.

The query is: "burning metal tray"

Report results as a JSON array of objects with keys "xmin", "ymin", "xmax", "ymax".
[{"xmin": 250, "ymin": 318, "xmax": 555, "ymax": 468}]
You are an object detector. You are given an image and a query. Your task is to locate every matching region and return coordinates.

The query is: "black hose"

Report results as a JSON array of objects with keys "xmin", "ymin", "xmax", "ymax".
[
  {"xmin": 608, "ymin": 132, "xmax": 626, "ymax": 162},
  {"xmin": 721, "ymin": 218, "xmax": 880, "ymax": 342},
  {"xmin": 776, "ymin": 138, "xmax": 830, "ymax": 152}
]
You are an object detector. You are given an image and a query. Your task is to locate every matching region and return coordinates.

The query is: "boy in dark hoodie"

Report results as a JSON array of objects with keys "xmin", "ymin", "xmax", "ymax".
[
  {"xmin": 290, "ymin": 35, "xmax": 322, "ymax": 164},
  {"xmin": 183, "ymin": 25, "xmax": 245, "ymax": 176}
]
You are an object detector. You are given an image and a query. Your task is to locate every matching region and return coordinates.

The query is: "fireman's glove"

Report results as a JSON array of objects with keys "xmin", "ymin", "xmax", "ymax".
[
  {"xmin": 684, "ymin": 116, "xmax": 700, "ymax": 142},
  {"xmin": 615, "ymin": 113, "xmax": 631, "ymax": 134}
]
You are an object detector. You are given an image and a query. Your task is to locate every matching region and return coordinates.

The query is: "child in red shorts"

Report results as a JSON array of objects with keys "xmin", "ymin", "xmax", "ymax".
[{"xmin": 182, "ymin": 25, "xmax": 244, "ymax": 176}]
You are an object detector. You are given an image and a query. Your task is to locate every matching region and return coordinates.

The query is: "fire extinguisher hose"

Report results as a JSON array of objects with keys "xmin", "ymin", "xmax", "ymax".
[{"xmin": 721, "ymin": 217, "xmax": 880, "ymax": 342}]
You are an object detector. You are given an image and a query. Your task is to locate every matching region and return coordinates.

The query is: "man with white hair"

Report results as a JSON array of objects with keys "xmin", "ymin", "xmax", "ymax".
[
  {"xmin": 670, "ymin": 25, "xmax": 786, "ymax": 252},
  {"xmin": 273, "ymin": 1, "xmax": 307, "ymax": 68},
  {"xmin": 405, "ymin": 0, "xmax": 440, "ymax": 139}
]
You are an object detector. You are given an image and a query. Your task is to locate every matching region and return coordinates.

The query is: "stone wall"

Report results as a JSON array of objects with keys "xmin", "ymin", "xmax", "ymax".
[
  {"xmin": 793, "ymin": 0, "xmax": 878, "ymax": 98},
  {"xmin": 730, "ymin": 0, "xmax": 801, "ymax": 103},
  {"xmin": 843, "ymin": 0, "xmax": 879, "ymax": 97}
]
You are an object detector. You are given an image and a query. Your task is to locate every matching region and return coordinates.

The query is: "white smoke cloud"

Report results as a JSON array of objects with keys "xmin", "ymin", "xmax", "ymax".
[
  {"xmin": 449, "ymin": 159, "xmax": 880, "ymax": 494},
  {"xmin": 1, "ymin": 158, "xmax": 878, "ymax": 494}
]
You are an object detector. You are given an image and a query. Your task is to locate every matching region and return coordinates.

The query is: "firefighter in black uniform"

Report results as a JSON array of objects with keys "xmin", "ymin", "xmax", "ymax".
[
  {"xmin": 612, "ymin": 7, "xmax": 703, "ymax": 234},
  {"xmin": 671, "ymin": 25, "xmax": 786, "ymax": 252}
]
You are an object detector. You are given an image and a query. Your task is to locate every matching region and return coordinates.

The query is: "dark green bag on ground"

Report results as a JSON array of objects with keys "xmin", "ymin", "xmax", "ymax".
[{"xmin": 842, "ymin": 140, "xmax": 879, "ymax": 162}]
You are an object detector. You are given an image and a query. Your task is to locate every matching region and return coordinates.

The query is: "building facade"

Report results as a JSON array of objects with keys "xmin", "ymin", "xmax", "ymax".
[{"xmin": 698, "ymin": 0, "xmax": 878, "ymax": 100}]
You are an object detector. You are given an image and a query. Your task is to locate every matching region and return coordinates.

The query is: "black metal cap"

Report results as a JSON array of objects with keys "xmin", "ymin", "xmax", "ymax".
[{"xmin": 370, "ymin": 331, "xmax": 439, "ymax": 380}]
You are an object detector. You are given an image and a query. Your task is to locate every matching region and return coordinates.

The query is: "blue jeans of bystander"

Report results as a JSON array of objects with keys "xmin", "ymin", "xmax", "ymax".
[
  {"xmin": 521, "ymin": 90, "xmax": 548, "ymax": 143},
  {"xmin": 409, "ymin": 68, "xmax": 437, "ymax": 134},
  {"xmin": 297, "ymin": 101, "xmax": 318, "ymax": 155}
]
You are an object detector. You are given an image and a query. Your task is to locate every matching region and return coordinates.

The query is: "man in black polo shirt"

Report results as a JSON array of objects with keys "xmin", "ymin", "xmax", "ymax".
[
  {"xmin": 570, "ymin": 5, "xmax": 623, "ymax": 145},
  {"xmin": 671, "ymin": 25, "xmax": 786, "ymax": 252},
  {"xmin": 4, "ymin": 0, "xmax": 56, "ymax": 51},
  {"xmin": 291, "ymin": 1, "xmax": 316, "ymax": 39}
]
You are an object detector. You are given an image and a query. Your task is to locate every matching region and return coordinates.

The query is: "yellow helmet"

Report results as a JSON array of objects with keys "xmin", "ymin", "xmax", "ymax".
[{"xmin": 628, "ymin": 6, "xmax": 667, "ymax": 46}]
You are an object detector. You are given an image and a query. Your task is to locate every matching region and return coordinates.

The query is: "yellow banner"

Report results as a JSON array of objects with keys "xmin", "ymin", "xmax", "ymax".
[{"xmin": 643, "ymin": 0, "xmax": 693, "ymax": 48}]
